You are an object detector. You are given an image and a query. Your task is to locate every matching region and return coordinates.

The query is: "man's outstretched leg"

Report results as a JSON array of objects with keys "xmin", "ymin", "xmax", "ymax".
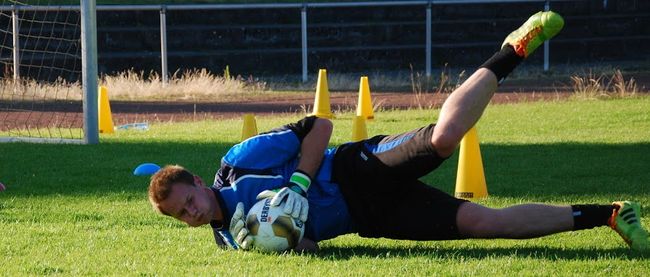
[
  {"xmin": 431, "ymin": 11, "xmax": 564, "ymax": 157},
  {"xmin": 438, "ymin": 11, "xmax": 649, "ymax": 250},
  {"xmin": 456, "ymin": 201, "xmax": 649, "ymax": 251}
]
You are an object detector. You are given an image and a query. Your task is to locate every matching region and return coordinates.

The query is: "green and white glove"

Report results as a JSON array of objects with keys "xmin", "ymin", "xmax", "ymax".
[
  {"xmin": 256, "ymin": 170, "xmax": 311, "ymax": 222},
  {"xmin": 229, "ymin": 202, "xmax": 254, "ymax": 250}
]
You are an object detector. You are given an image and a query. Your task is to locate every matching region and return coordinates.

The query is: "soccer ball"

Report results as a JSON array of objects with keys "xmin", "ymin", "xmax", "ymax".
[{"xmin": 246, "ymin": 198, "xmax": 305, "ymax": 252}]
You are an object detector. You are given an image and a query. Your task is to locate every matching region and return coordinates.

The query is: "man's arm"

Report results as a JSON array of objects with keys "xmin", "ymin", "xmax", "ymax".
[
  {"xmin": 256, "ymin": 117, "xmax": 333, "ymax": 222},
  {"xmin": 294, "ymin": 118, "xmax": 333, "ymax": 178},
  {"xmin": 290, "ymin": 118, "xmax": 330, "ymax": 253}
]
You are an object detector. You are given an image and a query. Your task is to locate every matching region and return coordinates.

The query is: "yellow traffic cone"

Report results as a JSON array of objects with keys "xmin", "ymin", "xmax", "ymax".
[
  {"xmin": 98, "ymin": 85, "xmax": 114, "ymax": 134},
  {"xmin": 224, "ymin": 65, "xmax": 230, "ymax": 80},
  {"xmin": 351, "ymin": 115, "xmax": 368, "ymax": 142},
  {"xmin": 241, "ymin": 113, "xmax": 258, "ymax": 141},
  {"xmin": 454, "ymin": 126, "xmax": 488, "ymax": 199},
  {"xmin": 356, "ymin": 76, "xmax": 374, "ymax": 120},
  {"xmin": 311, "ymin": 69, "xmax": 334, "ymax": 119}
]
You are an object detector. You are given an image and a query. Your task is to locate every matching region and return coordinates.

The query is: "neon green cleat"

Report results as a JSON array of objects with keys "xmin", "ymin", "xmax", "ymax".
[
  {"xmin": 608, "ymin": 201, "xmax": 649, "ymax": 251},
  {"xmin": 501, "ymin": 11, "xmax": 565, "ymax": 57}
]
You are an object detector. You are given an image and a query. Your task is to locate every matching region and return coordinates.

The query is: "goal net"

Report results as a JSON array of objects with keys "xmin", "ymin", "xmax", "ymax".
[{"xmin": 0, "ymin": 0, "xmax": 97, "ymax": 144}]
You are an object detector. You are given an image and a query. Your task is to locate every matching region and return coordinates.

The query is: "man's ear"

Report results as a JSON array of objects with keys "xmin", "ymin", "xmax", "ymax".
[{"xmin": 193, "ymin": 175, "xmax": 205, "ymax": 187}]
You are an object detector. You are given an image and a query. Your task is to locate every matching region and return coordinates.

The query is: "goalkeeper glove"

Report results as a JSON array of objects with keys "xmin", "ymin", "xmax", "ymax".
[
  {"xmin": 229, "ymin": 202, "xmax": 254, "ymax": 250},
  {"xmin": 256, "ymin": 170, "xmax": 311, "ymax": 222}
]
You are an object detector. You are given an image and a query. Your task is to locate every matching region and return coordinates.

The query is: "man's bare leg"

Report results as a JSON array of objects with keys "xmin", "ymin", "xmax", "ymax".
[
  {"xmin": 430, "ymin": 11, "xmax": 566, "ymax": 158},
  {"xmin": 431, "ymin": 68, "xmax": 498, "ymax": 157},
  {"xmin": 456, "ymin": 201, "xmax": 648, "ymax": 250},
  {"xmin": 436, "ymin": 12, "xmax": 649, "ymax": 250},
  {"xmin": 456, "ymin": 202, "xmax": 574, "ymax": 238}
]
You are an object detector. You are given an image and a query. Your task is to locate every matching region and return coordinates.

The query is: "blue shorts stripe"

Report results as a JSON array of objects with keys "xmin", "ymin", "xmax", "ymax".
[{"xmin": 364, "ymin": 133, "xmax": 415, "ymax": 154}]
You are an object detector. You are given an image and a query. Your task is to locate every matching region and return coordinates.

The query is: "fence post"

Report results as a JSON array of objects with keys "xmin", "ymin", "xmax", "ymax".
[
  {"xmin": 160, "ymin": 5, "xmax": 169, "ymax": 86},
  {"xmin": 543, "ymin": 0, "xmax": 550, "ymax": 71},
  {"xmin": 12, "ymin": 6, "xmax": 20, "ymax": 81},
  {"xmin": 425, "ymin": 1, "xmax": 432, "ymax": 77},
  {"xmin": 301, "ymin": 5, "xmax": 308, "ymax": 83}
]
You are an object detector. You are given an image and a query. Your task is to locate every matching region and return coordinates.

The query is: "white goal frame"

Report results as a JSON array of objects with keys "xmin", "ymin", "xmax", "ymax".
[{"xmin": 0, "ymin": 0, "xmax": 98, "ymax": 144}]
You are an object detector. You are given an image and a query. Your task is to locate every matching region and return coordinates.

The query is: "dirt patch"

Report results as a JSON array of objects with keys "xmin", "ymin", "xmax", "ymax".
[
  {"xmin": 0, "ymin": 91, "xmax": 579, "ymax": 131},
  {"xmin": 4, "ymin": 70, "xmax": 650, "ymax": 131},
  {"xmin": 105, "ymin": 91, "xmax": 573, "ymax": 125},
  {"xmin": 105, "ymin": 70, "xmax": 649, "ymax": 124}
]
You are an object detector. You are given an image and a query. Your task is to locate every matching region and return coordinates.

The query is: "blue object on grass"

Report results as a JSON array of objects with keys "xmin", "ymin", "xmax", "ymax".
[
  {"xmin": 133, "ymin": 163, "xmax": 161, "ymax": 176},
  {"xmin": 117, "ymin": 122, "xmax": 149, "ymax": 131}
]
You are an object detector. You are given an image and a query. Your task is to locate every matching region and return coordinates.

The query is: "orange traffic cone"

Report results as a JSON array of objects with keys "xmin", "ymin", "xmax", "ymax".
[
  {"xmin": 241, "ymin": 114, "xmax": 258, "ymax": 141},
  {"xmin": 454, "ymin": 126, "xmax": 488, "ymax": 199},
  {"xmin": 356, "ymin": 76, "xmax": 374, "ymax": 120},
  {"xmin": 311, "ymin": 69, "xmax": 334, "ymax": 119},
  {"xmin": 98, "ymin": 85, "xmax": 114, "ymax": 134}
]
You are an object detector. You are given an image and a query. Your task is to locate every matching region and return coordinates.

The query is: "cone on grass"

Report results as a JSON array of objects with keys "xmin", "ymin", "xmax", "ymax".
[
  {"xmin": 311, "ymin": 69, "xmax": 334, "ymax": 119},
  {"xmin": 98, "ymin": 85, "xmax": 114, "ymax": 134},
  {"xmin": 241, "ymin": 113, "xmax": 258, "ymax": 141},
  {"xmin": 356, "ymin": 76, "xmax": 374, "ymax": 120},
  {"xmin": 351, "ymin": 115, "xmax": 368, "ymax": 142},
  {"xmin": 454, "ymin": 126, "xmax": 488, "ymax": 199}
]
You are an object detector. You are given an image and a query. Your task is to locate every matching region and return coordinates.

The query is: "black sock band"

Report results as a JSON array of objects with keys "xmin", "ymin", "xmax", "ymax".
[
  {"xmin": 571, "ymin": 204, "xmax": 615, "ymax": 231},
  {"xmin": 479, "ymin": 45, "xmax": 524, "ymax": 84}
]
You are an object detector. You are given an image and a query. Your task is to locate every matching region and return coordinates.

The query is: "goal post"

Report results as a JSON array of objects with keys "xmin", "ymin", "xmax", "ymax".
[
  {"xmin": 81, "ymin": 0, "xmax": 98, "ymax": 144},
  {"xmin": 0, "ymin": 0, "xmax": 98, "ymax": 144}
]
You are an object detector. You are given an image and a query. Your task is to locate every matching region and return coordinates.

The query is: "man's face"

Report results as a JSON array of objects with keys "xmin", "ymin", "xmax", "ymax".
[{"xmin": 158, "ymin": 182, "xmax": 215, "ymax": 227}]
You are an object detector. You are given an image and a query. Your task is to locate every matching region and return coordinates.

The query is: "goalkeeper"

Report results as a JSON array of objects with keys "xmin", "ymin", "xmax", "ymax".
[{"xmin": 147, "ymin": 11, "xmax": 649, "ymax": 252}]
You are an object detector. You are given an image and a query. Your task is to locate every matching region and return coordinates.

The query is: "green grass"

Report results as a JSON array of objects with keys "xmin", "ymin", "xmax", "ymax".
[{"xmin": 1, "ymin": 97, "xmax": 650, "ymax": 275}]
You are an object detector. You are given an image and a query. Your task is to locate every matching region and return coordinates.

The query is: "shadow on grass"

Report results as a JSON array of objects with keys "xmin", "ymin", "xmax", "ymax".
[
  {"xmin": 0, "ymin": 141, "xmax": 233, "ymax": 197},
  {"xmin": 0, "ymin": 142, "xmax": 649, "ymax": 198},
  {"xmin": 314, "ymin": 245, "xmax": 650, "ymax": 261},
  {"xmin": 424, "ymin": 142, "xmax": 650, "ymax": 198}
]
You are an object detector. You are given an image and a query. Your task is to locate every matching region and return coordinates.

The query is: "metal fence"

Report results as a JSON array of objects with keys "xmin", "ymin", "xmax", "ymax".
[{"xmin": 1, "ymin": 0, "xmax": 613, "ymax": 84}]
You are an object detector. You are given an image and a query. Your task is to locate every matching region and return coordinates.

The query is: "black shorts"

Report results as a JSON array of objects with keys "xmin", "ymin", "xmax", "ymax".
[{"xmin": 333, "ymin": 124, "xmax": 468, "ymax": 240}]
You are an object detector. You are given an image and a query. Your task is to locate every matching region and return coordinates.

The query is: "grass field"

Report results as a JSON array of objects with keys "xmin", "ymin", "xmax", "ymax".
[{"xmin": 1, "ymin": 97, "xmax": 649, "ymax": 275}]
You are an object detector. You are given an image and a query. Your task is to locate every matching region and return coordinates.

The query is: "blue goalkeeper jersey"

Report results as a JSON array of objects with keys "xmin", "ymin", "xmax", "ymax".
[{"xmin": 210, "ymin": 117, "xmax": 354, "ymax": 246}]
